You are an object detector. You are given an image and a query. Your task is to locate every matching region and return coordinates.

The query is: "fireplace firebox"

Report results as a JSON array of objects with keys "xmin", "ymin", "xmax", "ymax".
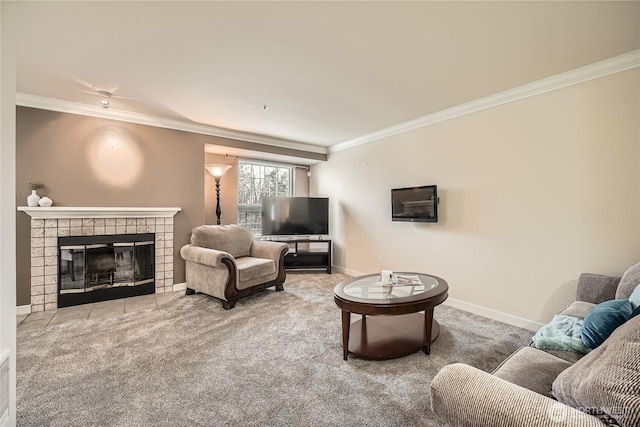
[{"xmin": 58, "ymin": 233, "xmax": 155, "ymax": 308}]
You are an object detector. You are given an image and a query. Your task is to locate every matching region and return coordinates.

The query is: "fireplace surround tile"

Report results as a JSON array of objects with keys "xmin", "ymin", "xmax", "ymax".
[{"xmin": 19, "ymin": 206, "xmax": 181, "ymax": 312}]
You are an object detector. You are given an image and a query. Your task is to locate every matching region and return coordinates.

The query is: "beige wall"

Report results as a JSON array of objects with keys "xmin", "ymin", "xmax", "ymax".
[{"xmin": 312, "ymin": 69, "xmax": 640, "ymax": 327}]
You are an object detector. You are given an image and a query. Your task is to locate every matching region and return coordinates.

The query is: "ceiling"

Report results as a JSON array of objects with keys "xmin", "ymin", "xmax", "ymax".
[{"xmin": 14, "ymin": 1, "xmax": 640, "ymax": 163}]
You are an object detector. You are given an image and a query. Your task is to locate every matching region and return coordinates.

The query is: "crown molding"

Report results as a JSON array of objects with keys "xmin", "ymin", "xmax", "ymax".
[
  {"xmin": 16, "ymin": 49, "xmax": 639, "ymax": 156},
  {"xmin": 330, "ymin": 49, "xmax": 640, "ymax": 154},
  {"xmin": 15, "ymin": 93, "xmax": 327, "ymax": 155}
]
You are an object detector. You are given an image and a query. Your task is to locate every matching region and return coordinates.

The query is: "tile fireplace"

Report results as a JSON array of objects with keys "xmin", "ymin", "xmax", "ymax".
[{"xmin": 18, "ymin": 207, "xmax": 181, "ymax": 312}]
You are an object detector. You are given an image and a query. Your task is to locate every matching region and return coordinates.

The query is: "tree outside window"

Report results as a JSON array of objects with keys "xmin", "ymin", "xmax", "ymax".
[{"xmin": 237, "ymin": 161, "xmax": 292, "ymax": 235}]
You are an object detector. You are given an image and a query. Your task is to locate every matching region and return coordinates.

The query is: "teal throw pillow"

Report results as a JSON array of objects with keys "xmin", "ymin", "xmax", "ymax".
[
  {"xmin": 581, "ymin": 299, "xmax": 633, "ymax": 349},
  {"xmin": 629, "ymin": 283, "xmax": 640, "ymax": 310}
]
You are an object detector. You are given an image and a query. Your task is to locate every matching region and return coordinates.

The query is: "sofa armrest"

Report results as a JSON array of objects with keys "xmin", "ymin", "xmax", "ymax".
[
  {"xmin": 575, "ymin": 273, "xmax": 620, "ymax": 304},
  {"xmin": 430, "ymin": 364, "xmax": 602, "ymax": 427},
  {"xmin": 250, "ymin": 240, "xmax": 289, "ymax": 261},
  {"xmin": 180, "ymin": 244, "xmax": 235, "ymax": 269}
]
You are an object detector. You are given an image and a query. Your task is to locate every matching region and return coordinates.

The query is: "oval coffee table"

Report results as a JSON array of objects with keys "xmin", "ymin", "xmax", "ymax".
[{"xmin": 333, "ymin": 273, "xmax": 448, "ymax": 360}]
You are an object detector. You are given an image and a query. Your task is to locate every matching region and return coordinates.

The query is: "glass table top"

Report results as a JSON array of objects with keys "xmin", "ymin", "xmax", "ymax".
[{"xmin": 342, "ymin": 274, "xmax": 439, "ymax": 300}]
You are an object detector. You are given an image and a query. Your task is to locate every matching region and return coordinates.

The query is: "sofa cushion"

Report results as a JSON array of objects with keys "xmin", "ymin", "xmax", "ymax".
[
  {"xmin": 576, "ymin": 273, "xmax": 621, "ymax": 305},
  {"xmin": 552, "ymin": 315, "xmax": 640, "ymax": 427},
  {"xmin": 190, "ymin": 224, "xmax": 253, "ymax": 258},
  {"xmin": 581, "ymin": 299, "xmax": 633, "ymax": 349},
  {"xmin": 559, "ymin": 300, "xmax": 596, "ymax": 319},
  {"xmin": 537, "ymin": 348, "xmax": 585, "ymax": 364},
  {"xmin": 492, "ymin": 346, "xmax": 572, "ymax": 397},
  {"xmin": 616, "ymin": 261, "xmax": 640, "ymax": 300}
]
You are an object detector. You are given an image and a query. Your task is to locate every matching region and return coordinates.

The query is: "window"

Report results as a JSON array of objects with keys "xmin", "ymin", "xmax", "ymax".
[{"xmin": 237, "ymin": 160, "xmax": 292, "ymax": 235}]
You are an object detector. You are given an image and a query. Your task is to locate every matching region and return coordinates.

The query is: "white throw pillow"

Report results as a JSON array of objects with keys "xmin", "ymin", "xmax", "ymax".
[{"xmin": 629, "ymin": 283, "xmax": 640, "ymax": 310}]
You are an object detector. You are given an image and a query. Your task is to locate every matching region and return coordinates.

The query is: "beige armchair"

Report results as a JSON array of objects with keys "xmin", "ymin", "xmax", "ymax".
[{"xmin": 180, "ymin": 224, "xmax": 288, "ymax": 309}]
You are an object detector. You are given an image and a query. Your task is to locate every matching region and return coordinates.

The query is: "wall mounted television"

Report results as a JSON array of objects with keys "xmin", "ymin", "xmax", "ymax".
[
  {"xmin": 261, "ymin": 197, "xmax": 329, "ymax": 236},
  {"xmin": 391, "ymin": 185, "xmax": 438, "ymax": 222}
]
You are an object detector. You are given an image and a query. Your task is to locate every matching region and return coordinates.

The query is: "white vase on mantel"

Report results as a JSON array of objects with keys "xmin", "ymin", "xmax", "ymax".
[
  {"xmin": 27, "ymin": 190, "xmax": 40, "ymax": 207},
  {"xmin": 38, "ymin": 196, "xmax": 53, "ymax": 207}
]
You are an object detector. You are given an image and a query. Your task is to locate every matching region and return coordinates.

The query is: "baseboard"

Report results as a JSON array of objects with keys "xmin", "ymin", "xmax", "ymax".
[
  {"xmin": 16, "ymin": 305, "xmax": 32, "ymax": 316},
  {"xmin": 328, "ymin": 266, "xmax": 542, "ymax": 331},
  {"xmin": 330, "ymin": 265, "xmax": 363, "ymax": 277},
  {"xmin": 172, "ymin": 282, "xmax": 186, "ymax": 292},
  {"xmin": 443, "ymin": 298, "xmax": 543, "ymax": 332},
  {"xmin": 0, "ymin": 348, "xmax": 9, "ymax": 427}
]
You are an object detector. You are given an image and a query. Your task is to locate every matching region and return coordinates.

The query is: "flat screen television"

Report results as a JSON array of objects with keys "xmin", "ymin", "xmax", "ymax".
[
  {"xmin": 391, "ymin": 185, "xmax": 438, "ymax": 222},
  {"xmin": 261, "ymin": 197, "xmax": 329, "ymax": 236}
]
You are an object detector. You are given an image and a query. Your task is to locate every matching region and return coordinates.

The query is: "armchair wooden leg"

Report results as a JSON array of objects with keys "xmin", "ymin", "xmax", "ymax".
[
  {"xmin": 222, "ymin": 299, "xmax": 238, "ymax": 310},
  {"xmin": 275, "ymin": 283, "xmax": 284, "ymax": 291},
  {"xmin": 185, "ymin": 287, "xmax": 195, "ymax": 295}
]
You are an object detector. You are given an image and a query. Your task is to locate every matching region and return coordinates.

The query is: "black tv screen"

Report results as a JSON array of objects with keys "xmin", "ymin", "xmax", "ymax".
[
  {"xmin": 391, "ymin": 185, "xmax": 438, "ymax": 222},
  {"xmin": 261, "ymin": 197, "xmax": 329, "ymax": 236}
]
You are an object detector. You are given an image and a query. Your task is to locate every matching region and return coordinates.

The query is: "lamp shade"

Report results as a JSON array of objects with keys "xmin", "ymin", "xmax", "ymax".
[{"xmin": 205, "ymin": 164, "xmax": 232, "ymax": 178}]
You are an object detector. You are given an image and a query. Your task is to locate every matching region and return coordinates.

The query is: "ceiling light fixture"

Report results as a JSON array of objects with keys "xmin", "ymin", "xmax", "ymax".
[{"xmin": 99, "ymin": 90, "xmax": 111, "ymax": 108}]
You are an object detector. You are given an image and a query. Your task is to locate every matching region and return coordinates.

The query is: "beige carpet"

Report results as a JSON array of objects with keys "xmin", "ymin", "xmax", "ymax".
[{"xmin": 17, "ymin": 273, "xmax": 533, "ymax": 426}]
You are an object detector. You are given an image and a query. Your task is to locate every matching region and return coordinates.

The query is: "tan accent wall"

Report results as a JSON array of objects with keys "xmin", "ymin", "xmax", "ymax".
[
  {"xmin": 16, "ymin": 107, "xmax": 320, "ymax": 306},
  {"xmin": 312, "ymin": 69, "xmax": 640, "ymax": 326},
  {"xmin": 294, "ymin": 166, "xmax": 310, "ymax": 196},
  {"xmin": 15, "ymin": 107, "xmax": 205, "ymax": 305}
]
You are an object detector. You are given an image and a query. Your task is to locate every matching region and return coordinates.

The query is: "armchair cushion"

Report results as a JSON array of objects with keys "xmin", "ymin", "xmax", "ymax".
[
  {"xmin": 235, "ymin": 257, "xmax": 276, "ymax": 289},
  {"xmin": 190, "ymin": 224, "xmax": 253, "ymax": 258}
]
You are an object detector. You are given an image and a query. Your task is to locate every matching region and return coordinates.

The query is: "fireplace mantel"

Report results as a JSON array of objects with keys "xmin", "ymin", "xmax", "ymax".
[{"xmin": 18, "ymin": 206, "xmax": 181, "ymax": 219}]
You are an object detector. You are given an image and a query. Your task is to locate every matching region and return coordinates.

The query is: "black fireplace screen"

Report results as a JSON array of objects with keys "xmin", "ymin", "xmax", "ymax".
[{"xmin": 58, "ymin": 233, "xmax": 155, "ymax": 307}]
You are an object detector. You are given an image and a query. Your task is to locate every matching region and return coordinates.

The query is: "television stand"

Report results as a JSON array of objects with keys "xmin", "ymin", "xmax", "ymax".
[{"xmin": 278, "ymin": 239, "xmax": 331, "ymax": 274}]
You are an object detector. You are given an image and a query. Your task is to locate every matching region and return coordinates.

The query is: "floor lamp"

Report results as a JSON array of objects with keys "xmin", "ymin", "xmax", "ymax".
[{"xmin": 205, "ymin": 164, "xmax": 233, "ymax": 225}]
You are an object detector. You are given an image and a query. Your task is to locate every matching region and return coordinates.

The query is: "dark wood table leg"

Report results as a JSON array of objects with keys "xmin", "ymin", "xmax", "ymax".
[
  {"xmin": 424, "ymin": 308, "xmax": 434, "ymax": 354},
  {"xmin": 341, "ymin": 310, "xmax": 351, "ymax": 360}
]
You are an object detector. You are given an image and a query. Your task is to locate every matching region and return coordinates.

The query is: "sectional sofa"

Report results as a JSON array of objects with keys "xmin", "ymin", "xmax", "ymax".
[{"xmin": 430, "ymin": 263, "xmax": 640, "ymax": 427}]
